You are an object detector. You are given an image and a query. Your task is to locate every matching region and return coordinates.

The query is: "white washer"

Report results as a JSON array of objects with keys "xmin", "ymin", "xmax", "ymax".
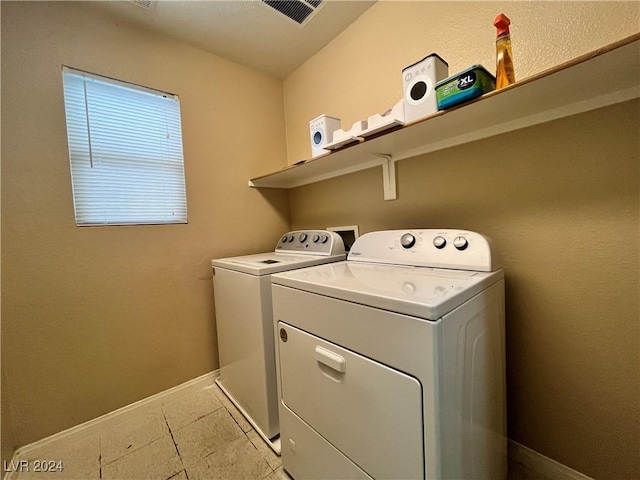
[
  {"xmin": 211, "ymin": 230, "xmax": 345, "ymax": 453},
  {"xmin": 271, "ymin": 229, "xmax": 506, "ymax": 479}
]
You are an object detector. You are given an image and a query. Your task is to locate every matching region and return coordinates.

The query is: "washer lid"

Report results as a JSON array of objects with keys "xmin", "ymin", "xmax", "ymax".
[
  {"xmin": 212, "ymin": 252, "xmax": 346, "ymax": 276},
  {"xmin": 271, "ymin": 261, "xmax": 503, "ymax": 320}
]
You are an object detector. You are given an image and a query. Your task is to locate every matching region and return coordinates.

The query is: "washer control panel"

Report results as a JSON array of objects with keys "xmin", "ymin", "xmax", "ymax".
[
  {"xmin": 276, "ymin": 230, "xmax": 345, "ymax": 256},
  {"xmin": 348, "ymin": 229, "xmax": 495, "ymax": 272}
]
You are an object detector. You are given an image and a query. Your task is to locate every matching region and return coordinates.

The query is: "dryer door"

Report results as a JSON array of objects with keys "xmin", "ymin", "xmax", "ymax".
[{"xmin": 278, "ymin": 322, "xmax": 424, "ymax": 479}]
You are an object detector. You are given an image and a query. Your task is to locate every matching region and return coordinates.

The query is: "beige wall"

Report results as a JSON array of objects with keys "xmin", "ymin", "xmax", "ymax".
[
  {"xmin": 285, "ymin": 1, "xmax": 640, "ymax": 163},
  {"xmin": 1, "ymin": 1, "xmax": 289, "ymax": 449},
  {"xmin": 1, "ymin": 359, "xmax": 16, "ymax": 474},
  {"xmin": 284, "ymin": 2, "xmax": 639, "ymax": 478}
]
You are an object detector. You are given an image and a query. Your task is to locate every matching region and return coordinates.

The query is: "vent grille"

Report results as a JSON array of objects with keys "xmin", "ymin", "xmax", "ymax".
[
  {"xmin": 129, "ymin": 0, "xmax": 155, "ymax": 10},
  {"xmin": 262, "ymin": 0, "xmax": 324, "ymax": 25}
]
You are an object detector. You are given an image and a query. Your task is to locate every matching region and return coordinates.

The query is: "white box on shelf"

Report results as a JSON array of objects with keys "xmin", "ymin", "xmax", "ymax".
[
  {"xmin": 402, "ymin": 54, "xmax": 448, "ymax": 123},
  {"xmin": 309, "ymin": 115, "xmax": 342, "ymax": 158}
]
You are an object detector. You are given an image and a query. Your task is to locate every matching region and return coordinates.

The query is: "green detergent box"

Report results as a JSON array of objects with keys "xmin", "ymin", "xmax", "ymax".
[{"xmin": 435, "ymin": 65, "xmax": 496, "ymax": 110}]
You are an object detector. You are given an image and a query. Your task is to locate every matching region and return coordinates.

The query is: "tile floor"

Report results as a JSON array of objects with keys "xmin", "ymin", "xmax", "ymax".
[
  {"xmin": 12, "ymin": 384, "xmax": 288, "ymax": 480},
  {"xmin": 11, "ymin": 383, "xmax": 545, "ymax": 480}
]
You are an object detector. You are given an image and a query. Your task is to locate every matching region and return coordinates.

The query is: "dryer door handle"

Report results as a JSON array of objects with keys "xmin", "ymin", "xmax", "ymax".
[{"xmin": 315, "ymin": 346, "xmax": 346, "ymax": 373}]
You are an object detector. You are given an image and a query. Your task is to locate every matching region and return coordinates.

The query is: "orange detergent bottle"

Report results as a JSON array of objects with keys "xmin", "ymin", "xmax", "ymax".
[{"xmin": 494, "ymin": 13, "xmax": 516, "ymax": 88}]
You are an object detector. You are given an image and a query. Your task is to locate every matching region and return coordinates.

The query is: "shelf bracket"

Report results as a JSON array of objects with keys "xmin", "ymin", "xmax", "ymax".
[{"xmin": 372, "ymin": 153, "xmax": 396, "ymax": 201}]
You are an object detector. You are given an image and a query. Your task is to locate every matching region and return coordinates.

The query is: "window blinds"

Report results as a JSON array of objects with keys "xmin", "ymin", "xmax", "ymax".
[{"xmin": 62, "ymin": 66, "xmax": 187, "ymax": 226}]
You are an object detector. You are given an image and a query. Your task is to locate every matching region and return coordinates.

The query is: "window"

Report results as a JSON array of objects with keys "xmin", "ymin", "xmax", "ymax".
[{"xmin": 61, "ymin": 66, "xmax": 187, "ymax": 226}]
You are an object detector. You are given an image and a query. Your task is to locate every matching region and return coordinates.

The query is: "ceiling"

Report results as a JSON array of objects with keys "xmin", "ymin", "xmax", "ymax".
[{"xmin": 92, "ymin": 0, "xmax": 376, "ymax": 79}]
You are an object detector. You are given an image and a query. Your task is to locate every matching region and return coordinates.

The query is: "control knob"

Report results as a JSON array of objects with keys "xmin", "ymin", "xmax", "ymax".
[
  {"xmin": 433, "ymin": 236, "xmax": 446, "ymax": 249},
  {"xmin": 453, "ymin": 236, "xmax": 468, "ymax": 250},
  {"xmin": 320, "ymin": 234, "xmax": 328, "ymax": 243},
  {"xmin": 400, "ymin": 233, "xmax": 416, "ymax": 249},
  {"xmin": 313, "ymin": 234, "xmax": 320, "ymax": 243},
  {"xmin": 299, "ymin": 233, "xmax": 308, "ymax": 243},
  {"xmin": 281, "ymin": 235, "xmax": 289, "ymax": 243}
]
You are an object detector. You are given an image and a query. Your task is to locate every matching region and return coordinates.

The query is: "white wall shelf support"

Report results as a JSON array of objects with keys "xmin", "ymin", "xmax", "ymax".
[{"xmin": 373, "ymin": 153, "xmax": 396, "ymax": 201}]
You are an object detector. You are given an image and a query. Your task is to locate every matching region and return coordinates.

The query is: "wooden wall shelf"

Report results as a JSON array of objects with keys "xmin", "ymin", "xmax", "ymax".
[{"xmin": 249, "ymin": 34, "xmax": 639, "ymax": 200}]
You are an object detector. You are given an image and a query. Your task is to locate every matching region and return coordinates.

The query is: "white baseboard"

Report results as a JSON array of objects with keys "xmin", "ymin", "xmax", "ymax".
[
  {"xmin": 509, "ymin": 439, "xmax": 594, "ymax": 480},
  {"xmin": 10, "ymin": 370, "xmax": 219, "ymax": 462}
]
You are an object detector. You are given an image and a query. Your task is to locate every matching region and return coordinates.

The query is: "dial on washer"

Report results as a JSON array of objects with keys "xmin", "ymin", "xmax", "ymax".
[
  {"xmin": 453, "ymin": 236, "xmax": 468, "ymax": 250},
  {"xmin": 433, "ymin": 236, "xmax": 446, "ymax": 249},
  {"xmin": 401, "ymin": 233, "xmax": 416, "ymax": 249}
]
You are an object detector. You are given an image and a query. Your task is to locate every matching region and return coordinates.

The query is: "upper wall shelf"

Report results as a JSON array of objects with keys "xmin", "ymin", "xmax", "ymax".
[{"xmin": 249, "ymin": 34, "xmax": 640, "ymax": 197}]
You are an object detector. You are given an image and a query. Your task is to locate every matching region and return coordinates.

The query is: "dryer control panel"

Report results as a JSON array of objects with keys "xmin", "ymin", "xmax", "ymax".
[
  {"xmin": 348, "ymin": 229, "xmax": 495, "ymax": 272},
  {"xmin": 276, "ymin": 230, "xmax": 346, "ymax": 256}
]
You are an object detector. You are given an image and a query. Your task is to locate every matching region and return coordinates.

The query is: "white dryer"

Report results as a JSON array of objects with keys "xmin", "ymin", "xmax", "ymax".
[
  {"xmin": 211, "ymin": 231, "xmax": 345, "ymax": 453},
  {"xmin": 271, "ymin": 229, "xmax": 506, "ymax": 479}
]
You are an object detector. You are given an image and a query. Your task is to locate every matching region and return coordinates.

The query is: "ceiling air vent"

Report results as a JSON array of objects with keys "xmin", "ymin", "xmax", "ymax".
[
  {"xmin": 129, "ymin": 0, "xmax": 155, "ymax": 10},
  {"xmin": 262, "ymin": 0, "xmax": 324, "ymax": 26}
]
